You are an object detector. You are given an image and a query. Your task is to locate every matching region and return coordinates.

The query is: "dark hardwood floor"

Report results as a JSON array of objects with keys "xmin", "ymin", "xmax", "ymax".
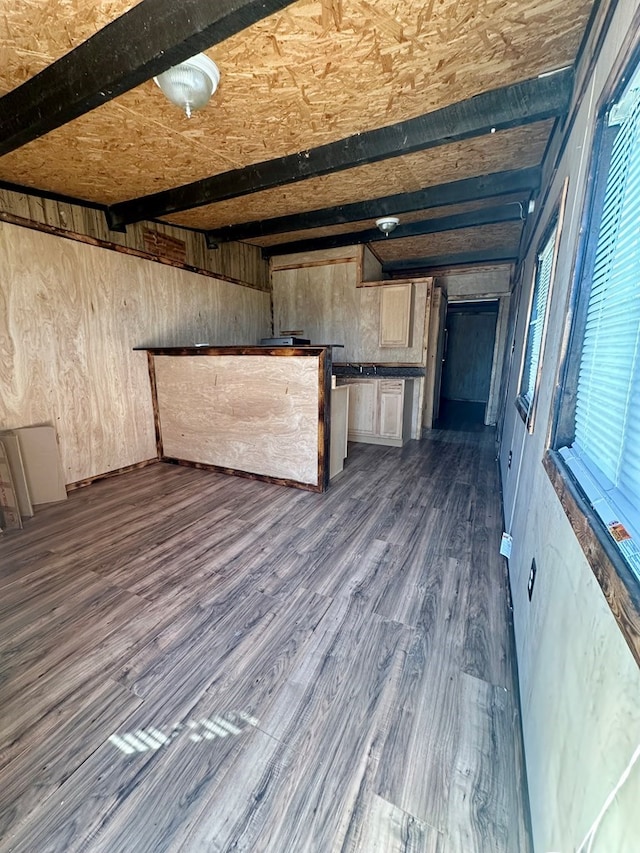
[{"xmin": 0, "ymin": 429, "xmax": 531, "ymax": 852}]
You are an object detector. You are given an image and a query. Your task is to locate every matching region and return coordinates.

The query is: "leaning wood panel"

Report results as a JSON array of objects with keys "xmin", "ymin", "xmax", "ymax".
[
  {"xmin": 152, "ymin": 354, "xmax": 321, "ymax": 487},
  {"xmin": 0, "ymin": 221, "xmax": 270, "ymax": 485},
  {"xmin": 0, "ymin": 0, "xmax": 589, "ymax": 208},
  {"xmin": 165, "ymin": 123, "xmax": 551, "ymax": 232}
]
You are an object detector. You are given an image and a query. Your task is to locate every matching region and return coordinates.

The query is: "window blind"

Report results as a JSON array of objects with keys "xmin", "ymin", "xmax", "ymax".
[
  {"xmin": 521, "ymin": 227, "xmax": 557, "ymax": 407},
  {"xmin": 574, "ymin": 90, "xmax": 640, "ymax": 514}
]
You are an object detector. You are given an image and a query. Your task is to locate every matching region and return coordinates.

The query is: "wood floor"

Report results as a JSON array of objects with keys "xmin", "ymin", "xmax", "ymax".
[{"xmin": 0, "ymin": 430, "xmax": 531, "ymax": 853}]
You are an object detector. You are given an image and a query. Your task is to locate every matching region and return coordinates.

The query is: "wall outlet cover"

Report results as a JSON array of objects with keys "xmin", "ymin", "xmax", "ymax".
[
  {"xmin": 528, "ymin": 559, "xmax": 537, "ymax": 601},
  {"xmin": 499, "ymin": 532, "xmax": 512, "ymax": 558}
]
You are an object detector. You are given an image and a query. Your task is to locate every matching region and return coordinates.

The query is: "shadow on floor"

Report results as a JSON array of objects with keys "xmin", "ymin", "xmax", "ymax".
[{"xmin": 434, "ymin": 399, "xmax": 491, "ymax": 433}]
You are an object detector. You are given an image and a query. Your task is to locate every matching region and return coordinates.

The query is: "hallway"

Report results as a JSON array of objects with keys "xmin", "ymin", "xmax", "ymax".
[{"xmin": 0, "ymin": 430, "xmax": 530, "ymax": 852}]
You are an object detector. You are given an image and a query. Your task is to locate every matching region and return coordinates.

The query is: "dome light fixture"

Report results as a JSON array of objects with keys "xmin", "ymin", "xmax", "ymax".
[
  {"xmin": 154, "ymin": 53, "xmax": 220, "ymax": 119},
  {"xmin": 375, "ymin": 216, "xmax": 400, "ymax": 236}
]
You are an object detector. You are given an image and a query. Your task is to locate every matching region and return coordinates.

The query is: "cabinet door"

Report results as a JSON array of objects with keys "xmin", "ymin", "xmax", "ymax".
[
  {"xmin": 379, "ymin": 283, "xmax": 412, "ymax": 347},
  {"xmin": 345, "ymin": 379, "xmax": 377, "ymax": 435},
  {"xmin": 378, "ymin": 380, "xmax": 405, "ymax": 439}
]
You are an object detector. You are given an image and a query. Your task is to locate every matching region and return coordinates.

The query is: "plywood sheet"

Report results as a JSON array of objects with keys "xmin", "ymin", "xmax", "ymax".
[
  {"xmin": 0, "ymin": 430, "xmax": 34, "ymax": 517},
  {"xmin": 153, "ymin": 354, "xmax": 320, "ymax": 485},
  {"xmin": 0, "ymin": 221, "xmax": 271, "ymax": 485},
  {"xmin": 163, "ymin": 122, "xmax": 551, "ymax": 231},
  {"xmin": 14, "ymin": 426, "xmax": 67, "ymax": 505},
  {"xmin": 0, "ymin": 0, "xmax": 590, "ymax": 207},
  {"xmin": 0, "ymin": 439, "xmax": 22, "ymax": 530},
  {"xmin": 272, "ymin": 261, "xmax": 430, "ymax": 364},
  {"xmin": 330, "ymin": 385, "xmax": 349, "ymax": 479}
]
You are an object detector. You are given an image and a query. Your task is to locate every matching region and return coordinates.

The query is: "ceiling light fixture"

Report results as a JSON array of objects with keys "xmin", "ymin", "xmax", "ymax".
[
  {"xmin": 154, "ymin": 53, "xmax": 220, "ymax": 118},
  {"xmin": 375, "ymin": 216, "xmax": 400, "ymax": 236}
]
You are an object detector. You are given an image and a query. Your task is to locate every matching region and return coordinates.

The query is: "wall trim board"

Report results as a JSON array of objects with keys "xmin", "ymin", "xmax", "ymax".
[
  {"xmin": 543, "ymin": 450, "xmax": 640, "ymax": 668},
  {"xmin": 269, "ymin": 257, "xmax": 358, "ymax": 273},
  {"xmin": 161, "ymin": 458, "xmax": 325, "ymax": 493},
  {"xmin": 496, "ymin": 457, "xmax": 536, "ymax": 853},
  {"xmin": 0, "ymin": 210, "xmax": 265, "ymax": 292},
  {"xmin": 67, "ymin": 458, "xmax": 160, "ymax": 490}
]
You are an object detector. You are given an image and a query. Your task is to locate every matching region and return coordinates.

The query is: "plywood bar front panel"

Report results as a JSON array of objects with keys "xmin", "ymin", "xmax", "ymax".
[{"xmin": 150, "ymin": 350, "xmax": 326, "ymax": 490}]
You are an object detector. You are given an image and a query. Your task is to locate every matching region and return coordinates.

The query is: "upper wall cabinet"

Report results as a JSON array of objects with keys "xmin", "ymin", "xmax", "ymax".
[{"xmin": 379, "ymin": 283, "xmax": 412, "ymax": 348}]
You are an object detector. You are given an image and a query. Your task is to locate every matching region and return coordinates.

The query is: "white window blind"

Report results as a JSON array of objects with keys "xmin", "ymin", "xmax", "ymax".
[
  {"xmin": 573, "ymin": 89, "xmax": 640, "ymax": 523},
  {"xmin": 520, "ymin": 226, "xmax": 557, "ymax": 407}
]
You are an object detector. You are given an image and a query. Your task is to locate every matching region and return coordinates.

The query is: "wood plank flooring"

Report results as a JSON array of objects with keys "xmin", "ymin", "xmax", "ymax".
[{"xmin": 0, "ymin": 430, "xmax": 531, "ymax": 852}]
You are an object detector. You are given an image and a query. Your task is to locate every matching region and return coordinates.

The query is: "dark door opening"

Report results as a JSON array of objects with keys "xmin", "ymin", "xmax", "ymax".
[{"xmin": 437, "ymin": 300, "xmax": 499, "ymax": 431}]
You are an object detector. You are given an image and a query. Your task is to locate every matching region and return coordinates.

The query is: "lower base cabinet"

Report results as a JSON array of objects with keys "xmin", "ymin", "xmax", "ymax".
[{"xmin": 337, "ymin": 378, "xmax": 413, "ymax": 447}]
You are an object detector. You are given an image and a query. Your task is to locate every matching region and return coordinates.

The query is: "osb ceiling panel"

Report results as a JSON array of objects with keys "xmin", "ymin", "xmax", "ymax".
[
  {"xmin": 163, "ymin": 120, "xmax": 551, "ymax": 231},
  {"xmin": 0, "ymin": 0, "xmax": 591, "ymax": 207},
  {"xmin": 0, "ymin": 1, "xmax": 141, "ymax": 93},
  {"xmin": 373, "ymin": 221, "xmax": 524, "ymax": 261},
  {"xmin": 251, "ymin": 193, "xmax": 529, "ymax": 247}
]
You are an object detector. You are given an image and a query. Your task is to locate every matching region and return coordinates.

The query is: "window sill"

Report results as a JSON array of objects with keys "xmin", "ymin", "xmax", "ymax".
[
  {"xmin": 515, "ymin": 395, "xmax": 529, "ymax": 425},
  {"xmin": 543, "ymin": 450, "xmax": 640, "ymax": 668}
]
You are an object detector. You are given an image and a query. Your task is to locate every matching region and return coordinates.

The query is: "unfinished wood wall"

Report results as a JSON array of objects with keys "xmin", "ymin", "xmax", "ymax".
[
  {"xmin": 272, "ymin": 255, "xmax": 430, "ymax": 364},
  {"xmin": 0, "ymin": 221, "xmax": 270, "ymax": 485},
  {"xmin": 0, "ymin": 187, "xmax": 269, "ymax": 290},
  {"xmin": 271, "ymin": 250, "xmax": 431, "ymax": 441}
]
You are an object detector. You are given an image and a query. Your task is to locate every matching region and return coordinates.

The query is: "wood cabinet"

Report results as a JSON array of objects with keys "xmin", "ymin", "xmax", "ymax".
[
  {"xmin": 379, "ymin": 283, "xmax": 412, "ymax": 348},
  {"xmin": 330, "ymin": 385, "xmax": 349, "ymax": 479},
  {"xmin": 346, "ymin": 379, "xmax": 377, "ymax": 436},
  {"xmin": 339, "ymin": 377, "xmax": 413, "ymax": 447}
]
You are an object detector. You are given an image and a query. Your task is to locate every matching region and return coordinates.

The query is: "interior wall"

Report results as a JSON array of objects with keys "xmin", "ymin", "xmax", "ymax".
[
  {"xmin": 271, "ymin": 251, "xmax": 431, "ymax": 439},
  {"xmin": 0, "ymin": 221, "xmax": 270, "ymax": 485},
  {"xmin": 0, "ymin": 187, "xmax": 269, "ymax": 290},
  {"xmin": 499, "ymin": 2, "xmax": 640, "ymax": 850},
  {"xmin": 272, "ymin": 257, "xmax": 430, "ymax": 365}
]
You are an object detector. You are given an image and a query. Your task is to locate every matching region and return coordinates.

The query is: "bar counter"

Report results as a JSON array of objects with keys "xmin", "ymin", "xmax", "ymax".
[{"xmin": 137, "ymin": 346, "xmax": 332, "ymax": 492}]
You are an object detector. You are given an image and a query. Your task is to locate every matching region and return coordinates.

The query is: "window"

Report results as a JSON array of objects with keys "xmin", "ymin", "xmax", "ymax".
[
  {"xmin": 555, "ymin": 63, "xmax": 640, "ymax": 584},
  {"xmin": 518, "ymin": 222, "xmax": 558, "ymax": 424}
]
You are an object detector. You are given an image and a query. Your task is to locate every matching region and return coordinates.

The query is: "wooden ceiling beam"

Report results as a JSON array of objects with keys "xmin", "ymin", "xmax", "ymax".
[
  {"xmin": 262, "ymin": 203, "xmax": 526, "ymax": 257},
  {"xmin": 204, "ymin": 167, "xmax": 541, "ymax": 245},
  {"xmin": 0, "ymin": 0, "xmax": 298, "ymax": 159},
  {"xmin": 382, "ymin": 248, "xmax": 519, "ymax": 275},
  {"xmin": 108, "ymin": 70, "xmax": 571, "ymax": 229}
]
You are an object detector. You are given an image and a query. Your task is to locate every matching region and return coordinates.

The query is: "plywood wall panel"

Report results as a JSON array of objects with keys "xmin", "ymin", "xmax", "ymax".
[
  {"xmin": 0, "ymin": 222, "xmax": 270, "ymax": 485},
  {"xmin": 153, "ymin": 354, "xmax": 320, "ymax": 485},
  {"xmin": 0, "ymin": 187, "xmax": 270, "ymax": 290},
  {"xmin": 272, "ymin": 260, "xmax": 430, "ymax": 364}
]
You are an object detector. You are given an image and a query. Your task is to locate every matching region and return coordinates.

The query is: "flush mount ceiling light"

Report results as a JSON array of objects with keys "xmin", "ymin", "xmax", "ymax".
[
  {"xmin": 154, "ymin": 53, "xmax": 220, "ymax": 118},
  {"xmin": 375, "ymin": 216, "xmax": 400, "ymax": 236}
]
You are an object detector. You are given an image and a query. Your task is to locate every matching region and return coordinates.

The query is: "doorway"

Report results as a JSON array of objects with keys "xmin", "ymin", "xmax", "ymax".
[{"xmin": 437, "ymin": 300, "xmax": 499, "ymax": 430}]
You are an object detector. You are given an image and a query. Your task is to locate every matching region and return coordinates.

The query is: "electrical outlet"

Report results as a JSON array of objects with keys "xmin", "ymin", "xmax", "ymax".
[
  {"xmin": 527, "ymin": 559, "xmax": 537, "ymax": 601},
  {"xmin": 508, "ymin": 450, "xmax": 513, "ymax": 469}
]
